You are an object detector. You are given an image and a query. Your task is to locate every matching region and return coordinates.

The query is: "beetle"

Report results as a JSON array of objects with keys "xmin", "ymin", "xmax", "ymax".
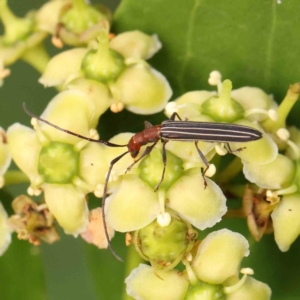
[{"xmin": 23, "ymin": 103, "xmax": 262, "ymax": 261}]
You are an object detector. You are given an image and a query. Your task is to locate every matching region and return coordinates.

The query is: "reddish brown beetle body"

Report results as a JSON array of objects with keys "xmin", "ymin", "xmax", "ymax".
[{"xmin": 127, "ymin": 125, "xmax": 162, "ymax": 158}]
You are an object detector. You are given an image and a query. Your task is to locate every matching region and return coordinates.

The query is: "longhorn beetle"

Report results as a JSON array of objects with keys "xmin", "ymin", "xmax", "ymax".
[{"xmin": 23, "ymin": 102, "xmax": 263, "ymax": 261}]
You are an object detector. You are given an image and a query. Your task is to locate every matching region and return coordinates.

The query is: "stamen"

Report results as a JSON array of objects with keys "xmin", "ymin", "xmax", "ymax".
[
  {"xmin": 276, "ymin": 184, "xmax": 298, "ymax": 196},
  {"xmin": 244, "ymin": 108, "xmax": 278, "ymax": 121},
  {"xmin": 286, "ymin": 140, "xmax": 300, "ymax": 159},
  {"xmin": 157, "ymin": 212, "xmax": 171, "ymax": 227},
  {"xmin": 224, "ymin": 268, "xmax": 254, "ymax": 294},
  {"xmin": 51, "ymin": 36, "xmax": 63, "ymax": 48},
  {"xmin": 165, "ymin": 102, "xmax": 178, "ymax": 116},
  {"xmin": 32, "ymin": 119, "xmax": 50, "ymax": 146},
  {"xmin": 37, "ymin": 203, "xmax": 48, "ymax": 211},
  {"xmin": 265, "ymin": 190, "xmax": 280, "ymax": 204},
  {"xmin": 74, "ymin": 129, "xmax": 99, "ymax": 151},
  {"xmin": 94, "ymin": 184, "xmax": 105, "ymax": 198},
  {"xmin": 73, "ymin": 176, "xmax": 90, "ymax": 193},
  {"xmin": 208, "ymin": 70, "xmax": 222, "ymax": 94},
  {"xmin": 27, "ymin": 186, "xmax": 42, "ymax": 196},
  {"xmin": 185, "ymin": 252, "xmax": 193, "ymax": 262},
  {"xmin": 240, "ymin": 267, "xmax": 254, "ymax": 275},
  {"xmin": 89, "ymin": 128, "xmax": 99, "ymax": 140},
  {"xmin": 268, "ymin": 109, "xmax": 278, "ymax": 121},
  {"xmin": 182, "ymin": 258, "xmax": 198, "ymax": 285},
  {"xmin": 18, "ymin": 229, "xmax": 30, "ymax": 240},
  {"xmin": 215, "ymin": 144, "xmax": 227, "ymax": 156},
  {"xmin": 205, "ymin": 164, "xmax": 216, "ymax": 177},
  {"xmin": 276, "ymin": 128, "xmax": 290, "ymax": 141},
  {"xmin": 110, "ymin": 102, "xmax": 124, "ymax": 113}
]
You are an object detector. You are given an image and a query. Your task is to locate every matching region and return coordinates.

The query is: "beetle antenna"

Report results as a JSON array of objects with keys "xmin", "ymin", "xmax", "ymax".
[
  {"xmin": 102, "ymin": 150, "xmax": 130, "ymax": 262},
  {"xmin": 23, "ymin": 102, "xmax": 127, "ymax": 148}
]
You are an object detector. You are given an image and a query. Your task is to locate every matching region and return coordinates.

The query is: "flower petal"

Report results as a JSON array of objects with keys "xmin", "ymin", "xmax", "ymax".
[
  {"xmin": 67, "ymin": 78, "xmax": 113, "ymax": 127},
  {"xmin": 40, "ymin": 90, "xmax": 95, "ymax": 144},
  {"xmin": 192, "ymin": 229, "xmax": 249, "ymax": 284},
  {"xmin": 44, "ymin": 183, "xmax": 88, "ymax": 235},
  {"xmin": 106, "ymin": 176, "xmax": 160, "ymax": 232},
  {"xmin": 167, "ymin": 171, "xmax": 227, "ymax": 230},
  {"xmin": 0, "ymin": 202, "xmax": 12, "ymax": 255},
  {"xmin": 110, "ymin": 31, "xmax": 162, "ymax": 60},
  {"xmin": 80, "ymin": 208, "xmax": 114, "ymax": 249},
  {"xmin": 230, "ymin": 120, "xmax": 277, "ymax": 164},
  {"xmin": 7, "ymin": 123, "xmax": 41, "ymax": 180},
  {"xmin": 243, "ymin": 154, "xmax": 295, "ymax": 189},
  {"xmin": 113, "ymin": 64, "xmax": 172, "ymax": 114},
  {"xmin": 164, "ymin": 91, "xmax": 217, "ymax": 119},
  {"xmin": 226, "ymin": 276, "xmax": 272, "ymax": 300},
  {"xmin": 36, "ymin": 0, "xmax": 71, "ymax": 34},
  {"xmin": 0, "ymin": 128, "xmax": 11, "ymax": 176},
  {"xmin": 39, "ymin": 48, "xmax": 88, "ymax": 87},
  {"xmin": 79, "ymin": 143, "xmax": 108, "ymax": 190},
  {"xmin": 166, "ymin": 140, "xmax": 215, "ymax": 166},
  {"xmin": 125, "ymin": 264, "xmax": 189, "ymax": 300},
  {"xmin": 271, "ymin": 193, "xmax": 300, "ymax": 252},
  {"xmin": 231, "ymin": 87, "xmax": 275, "ymax": 121}
]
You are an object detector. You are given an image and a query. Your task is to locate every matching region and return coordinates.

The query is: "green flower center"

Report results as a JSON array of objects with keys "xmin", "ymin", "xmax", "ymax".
[
  {"xmin": 138, "ymin": 148, "xmax": 183, "ymax": 190},
  {"xmin": 38, "ymin": 142, "xmax": 79, "ymax": 184}
]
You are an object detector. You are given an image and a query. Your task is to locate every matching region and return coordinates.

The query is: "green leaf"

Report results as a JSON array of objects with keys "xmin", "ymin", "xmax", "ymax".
[
  {"xmin": 113, "ymin": 0, "xmax": 300, "ymax": 123},
  {"xmin": 0, "ymin": 237, "xmax": 47, "ymax": 300}
]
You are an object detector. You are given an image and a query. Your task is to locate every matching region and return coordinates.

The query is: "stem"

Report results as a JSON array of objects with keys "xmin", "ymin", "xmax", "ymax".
[
  {"xmin": 0, "ymin": 0, "xmax": 16, "ymax": 26},
  {"xmin": 262, "ymin": 83, "xmax": 300, "ymax": 132},
  {"xmin": 122, "ymin": 245, "xmax": 143, "ymax": 300},
  {"xmin": 219, "ymin": 79, "xmax": 232, "ymax": 107},
  {"xmin": 72, "ymin": 0, "xmax": 87, "ymax": 10},
  {"xmin": 224, "ymin": 208, "xmax": 245, "ymax": 218},
  {"xmin": 223, "ymin": 183, "xmax": 246, "ymax": 198},
  {"xmin": 215, "ymin": 157, "xmax": 243, "ymax": 184},
  {"xmin": 21, "ymin": 44, "xmax": 50, "ymax": 74},
  {"xmin": 4, "ymin": 170, "xmax": 29, "ymax": 185}
]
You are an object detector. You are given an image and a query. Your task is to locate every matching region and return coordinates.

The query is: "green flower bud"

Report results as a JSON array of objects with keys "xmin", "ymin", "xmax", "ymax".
[
  {"xmin": 138, "ymin": 148, "xmax": 183, "ymax": 190},
  {"xmin": 135, "ymin": 213, "xmax": 197, "ymax": 270},
  {"xmin": 185, "ymin": 281, "xmax": 225, "ymax": 300},
  {"xmin": 60, "ymin": 0, "xmax": 107, "ymax": 34},
  {"xmin": 0, "ymin": 0, "xmax": 34, "ymax": 45},
  {"xmin": 201, "ymin": 80, "xmax": 244, "ymax": 122},
  {"xmin": 81, "ymin": 31, "xmax": 125, "ymax": 84},
  {"xmin": 125, "ymin": 264, "xmax": 189, "ymax": 300},
  {"xmin": 38, "ymin": 142, "xmax": 79, "ymax": 184}
]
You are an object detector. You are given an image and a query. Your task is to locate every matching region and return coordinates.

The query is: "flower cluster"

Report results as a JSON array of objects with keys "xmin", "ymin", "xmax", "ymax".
[{"xmin": 1, "ymin": 1, "xmax": 300, "ymax": 299}]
